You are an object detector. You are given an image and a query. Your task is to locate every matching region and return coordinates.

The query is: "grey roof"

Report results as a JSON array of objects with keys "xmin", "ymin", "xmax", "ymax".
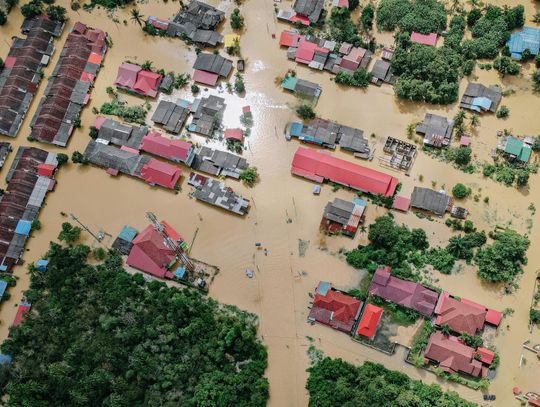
[
  {"xmin": 193, "ymin": 53, "xmax": 233, "ymax": 77},
  {"xmin": 459, "ymin": 83, "xmax": 502, "ymax": 113},
  {"xmin": 293, "ymin": 0, "xmax": 325, "ymax": 23},
  {"xmin": 295, "ymin": 79, "xmax": 321, "ymax": 98},
  {"xmin": 151, "ymin": 100, "xmax": 189, "ymax": 134},
  {"xmin": 415, "ymin": 113, "xmax": 454, "ymax": 147},
  {"xmin": 172, "ymin": 1, "xmax": 224, "ymax": 30},
  {"xmin": 410, "ymin": 187, "xmax": 451, "ymax": 216},
  {"xmin": 97, "ymin": 118, "xmax": 148, "ymax": 149},
  {"xmin": 189, "ymin": 95, "xmax": 226, "ymax": 136},
  {"xmin": 0, "ymin": 143, "xmax": 11, "ymax": 169},
  {"xmin": 188, "ymin": 173, "xmax": 249, "ymax": 215},
  {"xmin": 323, "ymin": 198, "xmax": 354, "ymax": 225},
  {"xmin": 338, "ymin": 126, "xmax": 369, "ymax": 154},
  {"xmin": 191, "ymin": 146, "xmax": 248, "ymax": 178},
  {"xmin": 370, "ymin": 60, "xmax": 395, "ymax": 85},
  {"xmin": 84, "ymin": 140, "xmax": 149, "ymax": 176}
]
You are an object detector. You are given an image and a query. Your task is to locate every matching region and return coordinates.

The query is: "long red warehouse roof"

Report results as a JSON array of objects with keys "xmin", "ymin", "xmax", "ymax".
[{"xmin": 291, "ymin": 147, "xmax": 398, "ymax": 196}]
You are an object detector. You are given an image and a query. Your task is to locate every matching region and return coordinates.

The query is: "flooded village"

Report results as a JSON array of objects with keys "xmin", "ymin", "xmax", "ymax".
[{"xmin": 0, "ymin": 0, "xmax": 540, "ymax": 405}]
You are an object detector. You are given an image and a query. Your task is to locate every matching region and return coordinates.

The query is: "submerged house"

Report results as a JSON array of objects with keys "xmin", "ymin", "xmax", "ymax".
[
  {"xmin": 0, "ymin": 147, "xmax": 58, "ymax": 272},
  {"xmin": 151, "ymin": 100, "xmax": 190, "ymax": 134},
  {"xmin": 356, "ymin": 303, "xmax": 383, "ymax": 340},
  {"xmin": 459, "ymin": 83, "xmax": 502, "ymax": 113},
  {"xmin": 368, "ymin": 266, "xmax": 439, "ymax": 317},
  {"xmin": 94, "ymin": 117, "xmax": 147, "ymax": 149},
  {"xmin": 0, "ymin": 17, "xmax": 63, "ymax": 138},
  {"xmin": 308, "ymin": 281, "xmax": 362, "ymax": 333},
  {"xmin": 370, "ymin": 59, "xmax": 395, "ymax": 86},
  {"xmin": 410, "ymin": 187, "xmax": 452, "ymax": 216},
  {"xmin": 424, "ymin": 332, "xmax": 487, "ymax": 378},
  {"xmin": 320, "ymin": 197, "xmax": 366, "ymax": 237},
  {"xmin": 498, "ymin": 136, "xmax": 532, "ymax": 164},
  {"xmin": 415, "ymin": 113, "xmax": 454, "ymax": 147},
  {"xmin": 188, "ymin": 173, "xmax": 249, "ymax": 215},
  {"xmin": 291, "ymin": 146, "xmax": 398, "ymax": 197},
  {"xmin": 188, "ymin": 95, "xmax": 226, "ymax": 136},
  {"xmin": 192, "ymin": 53, "xmax": 233, "ymax": 86},
  {"xmin": 0, "ymin": 143, "xmax": 12, "ymax": 169},
  {"xmin": 191, "ymin": 146, "xmax": 248, "ymax": 179},
  {"xmin": 114, "ymin": 62, "xmax": 162, "ymax": 98},
  {"xmin": 140, "ymin": 132, "xmax": 196, "ymax": 166},
  {"xmin": 166, "ymin": 0, "xmax": 224, "ymax": 47},
  {"xmin": 30, "ymin": 22, "xmax": 107, "ymax": 146},
  {"xmin": 410, "ymin": 32, "xmax": 437, "ymax": 46},
  {"xmin": 506, "ymin": 27, "xmax": 540, "ymax": 60},
  {"xmin": 293, "ymin": 0, "xmax": 325, "ymax": 25},
  {"xmin": 281, "ymin": 76, "xmax": 321, "ymax": 100}
]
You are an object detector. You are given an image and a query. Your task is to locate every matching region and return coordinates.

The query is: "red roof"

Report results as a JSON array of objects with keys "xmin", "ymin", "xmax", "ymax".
[
  {"xmin": 368, "ymin": 266, "xmax": 439, "ymax": 316},
  {"xmin": 140, "ymin": 159, "xmax": 182, "ymax": 189},
  {"xmin": 36, "ymin": 163, "xmax": 55, "ymax": 177},
  {"xmin": 410, "ymin": 32, "xmax": 438, "ymax": 46},
  {"xmin": 13, "ymin": 304, "xmax": 31, "ymax": 327},
  {"xmin": 160, "ymin": 220, "xmax": 182, "ymax": 242},
  {"xmin": 308, "ymin": 285, "xmax": 361, "ymax": 333},
  {"xmin": 242, "ymin": 105, "xmax": 251, "ymax": 114},
  {"xmin": 279, "ymin": 30, "xmax": 302, "ymax": 47},
  {"xmin": 290, "ymin": 15, "xmax": 310, "ymax": 25},
  {"xmin": 292, "ymin": 147, "xmax": 398, "ymax": 197},
  {"xmin": 476, "ymin": 347, "xmax": 494, "ymax": 365},
  {"xmin": 133, "ymin": 70, "xmax": 162, "ymax": 97},
  {"xmin": 4, "ymin": 56, "xmax": 16, "ymax": 68},
  {"xmin": 392, "ymin": 196, "xmax": 410, "ymax": 212},
  {"xmin": 295, "ymin": 41, "xmax": 317, "ymax": 62},
  {"xmin": 140, "ymin": 132, "xmax": 192, "ymax": 163},
  {"xmin": 224, "ymin": 128, "xmax": 244, "ymax": 141},
  {"xmin": 425, "ymin": 332, "xmax": 485, "ymax": 377},
  {"xmin": 193, "ymin": 69, "xmax": 219, "ymax": 86},
  {"xmin": 94, "ymin": 116, "xmax": 107, "ymax": 129},
  {"xmin": 435, "ymin": 292, "xmax": 486, "ymax": 335},
  {"xmin": 485, "ymin": 308, "xmax": 502, "ymax": 326},
  {"xmin": 529, "ymin": 400, "xmax": 540, "ymax": 407},
  {"xmin": 126, "ymin": 225, "xmax": 176, "ymax": 278},
  {"xmin": 114, "ymin": 63, "xmax": 141, "ymax": 88},
  {"xmin": 88, "ymin": 52, "xmax": 102, "ymax": 65},
  {"xmin": 357, "ymin": 304, "xmax": 382, "ymax": 339}
]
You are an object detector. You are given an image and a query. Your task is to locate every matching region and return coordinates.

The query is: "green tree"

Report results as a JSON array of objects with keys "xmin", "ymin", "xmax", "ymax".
[
  {"xmin": 130, "ymin": 8, "xmax": 144, "ymax": 26},
  {"xmin": 334, "ymin": 68, "xmax": 372, "ymax": 88},
  {"xmin": 452, "ymin": 183, "xmax": 470, "ymax": 199},
  {"xmin": 296, "ymin": 104, "xmax": 315, "ymax": 120},
  {"xmin": 234, "ymin": 73, "xmax": 245, "ymax": 93},
  {"xmin": 493, "ymin": 56, "xmax": 520, "ymax": 76},
  {"xmin": 360, "ymin": 4, "xmax": 374, "ymax": 30},
  {"xmin": 71, "ymin": 151, "xmax": 87, "ymax": 164},
  {"xmin": 454, "ymin": 147, "xmax": 471, "ymax": 166},
  {"xmin": 496, "ymin": 105, "xmax": 509, "ymax": 118},
  {"xmin": 56, "ymin": 153, "xmax": 69, "ymax": 167},
  {"xmin": 57, "ymin": 222, "xmax": 82, "ymax": 245},
  {"xmin": 0, "ymin": 10, "xmax": 7, "ymax": 25},
  {"xmin": 230, "ymin": 8, "xmax": 244, "ymax": 30},
  {"xmin": 46, "ymin": 5, "xmax": 67, "ymax": 22},
  {"xmin": 239, "ymin": 166, "xmax": 259, "ymax": 187},
  {"xmin": 533, "ymin": 69, "xmax": 540, "ymax": 93},
  {"xmin": 21, "ymin": 0, "xmax": 42, "ymax": 19}
]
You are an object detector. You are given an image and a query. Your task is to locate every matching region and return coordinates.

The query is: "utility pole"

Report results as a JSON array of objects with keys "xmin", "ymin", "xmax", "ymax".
[{"xmin": 69, "ymin": 213, "xmax": 103, "ymax": 242}]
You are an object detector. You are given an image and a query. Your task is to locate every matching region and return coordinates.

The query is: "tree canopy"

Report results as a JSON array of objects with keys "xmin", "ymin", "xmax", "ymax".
[
  {"xmin": 307, "ymin": 357, "xmax": 476, "ymax": 407},
  {"xmin": 0, "ymin": 241, "xmax": 269, "ymax": 406},
  {"xmin": 376, "ymin": 0, "xmax": 447, "ymax": 34}
]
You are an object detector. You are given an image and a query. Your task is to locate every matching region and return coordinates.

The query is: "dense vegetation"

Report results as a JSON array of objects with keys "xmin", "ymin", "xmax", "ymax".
[
  {"xmin": 307, "ymin": 358, "xmax": 476, "ymax": 407},
  {"xmin": 376, "ymin": 0, "xmax": 447, "ymax": 34},
  {"xmin": 0, "ymin": 239, "xmax": 269, "ymax": 406},
  {"xmin": 334, "ymin": 68, "xmax": 372, "ymax": 88}
]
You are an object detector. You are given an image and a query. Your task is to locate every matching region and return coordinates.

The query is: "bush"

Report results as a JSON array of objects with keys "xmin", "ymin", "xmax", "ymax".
[
  {"xmin": 234, "ymin": 73, "xmax": 245, "ymax": 93},
  {"xmin": 334, "ymin": 68, "xmax": 372, "ymax": 88},
  {"xmin": 191, "ymin": 84, "xmax": 200, "ymax": 94},
  {"xmin": 496, "ymin": 105, "xmax": 509, "ymax": 118},
  {"xmin": 531, "ymin": 309, "xmax": 540, "ymax": 324},
  {"xmin": 482, "ymin": 164, "xmax": 496, "ymax": 177},
  {"xmin": 46, "ymin": 5, "xmax": 67, "ymax": 21},
  {"xmin": 56, "ymin": 153, "xmax": 69, "ymax": 167},
  {"xmin": 71, "ymin": 151, "xmax": 87, "ymax": 165},
  {"xmin": 239, "ymin": 166, "xmax": 259, "ymax": 187},
  {"xmin": 230, "ymin": 8, "xmax": 244, "ymax": 30},
  {"xmin": 493, "ymin": 56, "xmax": 520, "ymax": 76},
  {"xmin": 296, "ymin": 104, "xmax": 315, "ymax": 120},
  {"xmin": 452, "ymin": 183, "xmax": 470, "ymax": 199},
  {"xmin": 376, "ymin": 0, "xmax": 446, "ymax": 34},
  {"xmin": 360, "ymin": 4, "xmax": 374, "ymax": 30}
]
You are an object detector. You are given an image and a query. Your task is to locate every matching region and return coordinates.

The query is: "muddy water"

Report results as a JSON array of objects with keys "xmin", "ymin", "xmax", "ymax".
[{"xmin": 1, "ymin": 0, "xmax": 540, "ymax": 406}]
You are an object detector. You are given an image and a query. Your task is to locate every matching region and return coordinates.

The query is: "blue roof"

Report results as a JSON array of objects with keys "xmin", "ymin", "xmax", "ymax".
[
  {"xmin": 290, "ymin": 122, "xmax": 304, "ymax": 138},
  {"xmin": 36, "ymin": 259, "xmax": 49, "ymax": 272},
  {"xmin": 14, "ymin": 220, "xmax": 32, "ymax": 236},
  {"xmin": 118, "ymin": 225, "xmax": 138, "ymax": 242},
  {"xmin": 472, "ymin": 96, "xmax": 492, "ymax": 111},
  {"xmin": 507, "ymin": 27, "xmax": 540, "ymax": 59},
  {"xmin": 0, "ymin": 265, "xmax": 7, "ymax": 272},
  {"xmin": 0, "ymin": 354, "xmax": 12, "ymax": 364},
  {"xmin": 174, "ymin": 267, "xmax": 186, "ymax": 279},
  {"xmin": 0, "ymin": 281, "xmax": 7, "ymax": 299},
  {"xmin": 316, "ymin": 281, "xmax": 331, "ymax": 295},
  {"xmin": 353, "ymin": 198, "xmax": 367, "ymax": 207}
]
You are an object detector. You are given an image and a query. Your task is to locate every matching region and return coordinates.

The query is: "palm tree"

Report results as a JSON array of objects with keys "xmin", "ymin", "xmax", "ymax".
[
  {"xmin": 470, "ymin": 113, "xmax": 480, "ymax": 128},
  {"xmin": 359, "ymin": 225, "xmax": 367, "ymax": 234},
  {"xmin": 130, "ymin": 8, "xmax": 144, "ymax": 27}
]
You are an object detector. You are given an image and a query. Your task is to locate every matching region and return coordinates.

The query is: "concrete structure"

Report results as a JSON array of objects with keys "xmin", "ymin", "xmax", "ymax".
[
  {"xmin": 416, "ymin": 113, "xmax": 454, "ymax": 148},
  {"xmin": 166, "ymin": 1, "xmax": 224, "ymax": 47},
  {"xmin": 191, "ymin": 146, "xmax": 248, "ymax": 179},
  {"xmin": 320, "ymin": 198, "xmax": 366, "ymax": 237},
  {"xmin": 410, "ymin": 187, "xmax": 452, "ymax": 216},
  {"xmin": 188, "ymin": 173, "xmax": 249, "ymax": 215}
]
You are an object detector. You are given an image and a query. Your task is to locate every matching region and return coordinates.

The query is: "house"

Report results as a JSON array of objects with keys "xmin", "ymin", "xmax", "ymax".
[
  {"xmin": 410, "ymin": 32, "xmax": 437, "ymax": 46},
  {"xmin": 0, "ymin": 147, "xmax": 58, "ymax": 272},
  {"xmin": 320, "ymin": 198, "xmax": 366, "ymax": 237},
  {"xmin": 291, "ymin": 146, "xmax": 399, "ymax": 197},
  {"xmin": 84, "ymin": 140, "xmax": 150, "ymax": 178},
  {"xmin": 415, "ymin": 113, "xmax": 454, "ymax": 147},
  {"xmin": 392, "ymin": 196, "xmax": 411, "ymax": 212},
  {"xmin": 112, "ymin": 225, "xmax": 138, "ymax": 255},
  {"xmin": 29, "ymin": 22, "xmax": 108, "ymax": 146},
  {"xmin": 188, "ymin": 173, "xmax": 250, "ymax": 215},
  {"xmin": 307, "ymin": 281, "xmax": 362, "ymax": 333},
  {"xmin": 188, "ymin": 95, "xmax": 226, "ymax": 137},
  {"xmin": 476, "ymin": 347, "xmax": 495, "ymax": 365},
  {"xmin": 506, "ymin": 27, "xmax": 540, "ymax": 60},
  {"xmin": 281, "ymin": 76, "xmax": 321, "ymax": 100},
  {"xmin": 279, "ymin": 30, "xmax": 302, "ymax": 47},
  {"xmin": 0, "ymin": 18, "xmax": 63, "ymax": 138},
  {"xmin": 459, "ymin": 83, "xmax": 502, "ymax": 113},
  {"xmin": 95, "ymin": 117, "xmax": 148, "ymax": 149},
  {"xmin": 115, "ymin": 63, "xmax": 162, "ymax": 97},
  {"xmin": 146, "ymin": 16, "xmax": 170, "ymax": 31},
  {"xmin": 193, "ymin": 53, "xmax": 233, "ymax": 81},
  {"xmin": 356, "ymin": 304, "xmax": 383, "ymax": 340},
  {"xmin": 370, "ymin": 60, "xmax": 395, "ymax": 86},
  {"xmin": 424, "ymin": 332, "xmax": 486, "ymax": 378},
  {"xmin": 191, "ymin": 146, "xmax": 248, "ymax": 179},
  {"xmin": 140, "ymin": 132, "xmax": 195, "ymax": 166},
  {"xmin": 140, "ymin": 158, "xmax": 182, "ymax": 189},
  {"xmin": 410, "ymin": 187, "xmax": 452, "ymax": 216},
  {"xmin": 0, "ymin": 143, "xmax": 11, "ymax": 169},
  {"xmin": 224, "ymin": 128, "xmax": 244, "ymax": 142},
  {"xmin": 332, "ymin": 0, "xmax": 349, "ymax": 8},
  {"xmin": 293, "ymin": 0, "xmax": 325, "ymax": 24},
  {"xmin": 381, "ymin": 48, "xmax": 394, "ymax": 61},
  {"xmin": 13, "ymin": 301, "xmax": 31, "ymax": 327},
  {"xmin": 499, "ymin": 136, "xmax": 532, "ymax": 164},
  {"xmin": 338, "ymin": 47, "xmax": 371, "ymax": 71},
  {"xmin": 368, "ymin": 266, "xmax": 439, "ymax": 317},
  {"xmin": 151, "ymin": 100, "xmax": 190, "ymax": 134},
  {"xmin": 126, "ymin": 225, "xmax": 176, "ymax": 278},
  {"xmin": 166, "ymin": 0, "xmax": 224, "ymax": 47}
]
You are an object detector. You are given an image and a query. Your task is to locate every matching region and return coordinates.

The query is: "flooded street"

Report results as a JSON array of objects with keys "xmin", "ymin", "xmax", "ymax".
[{"xmin": 1, "ymin": 0, "xmax": 540, "ymax": 405}]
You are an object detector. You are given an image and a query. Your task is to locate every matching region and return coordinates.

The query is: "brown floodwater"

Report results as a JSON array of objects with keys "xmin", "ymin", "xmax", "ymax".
[{"xmin": 1, "ymin": 0, "xmax": 540, "ymax": 405}]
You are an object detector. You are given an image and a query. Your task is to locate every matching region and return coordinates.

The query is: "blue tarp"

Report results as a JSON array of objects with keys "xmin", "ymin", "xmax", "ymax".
[
  {"xmin": 118, "ymin": 225, "xmax": 138, "ymax": 242},
  {"xmin": 316, "ymin": 281, "xmax": 331, "ymax": 295},
  {"xmin": 0, "ymin": 265, "xmax": 7, "ymax": 272},
  {"xmin": 174, "ymin": 267, "xmax": 186, "ymax": 279},
  {"xmin": 507, "ymin": 27, "xmax": 540, "ymax": 59},
  {"xmin": 0, "ymin": 354, "xmax": 12, "ymax": 364},
  {"xmin": 14, "ymin": 220, "xmax": 32, "ymax": 236},
  {"xmin": 471, "ymin": 96, "xmax": 492, "ymax": 112},
  {"xmin": 353, "ymin": 198, "xmax": 367, "ymax": 207},
  {"xmin": 36, "ymin": 259, "xmax": 49, "ymax": 272},
  {"xmin": 312, "ymin": 185, "xmax": 321, "ymax": 194},
  {"xmin": 289, "ymin": 122, "xmax": 304, "ymax": 138},
  {"xmin": 0, "ymin": 280, "xmax": 7, "ymax": 299}
]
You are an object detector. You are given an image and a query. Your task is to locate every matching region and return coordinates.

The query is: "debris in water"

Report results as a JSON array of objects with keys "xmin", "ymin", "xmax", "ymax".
[
  {"xmin": 298, "ymin": 239, "xmax": 309, "ymax": 257},
  {"xmin": 245, "ymin": 269, "xmax": 254, "ymax": 278}
]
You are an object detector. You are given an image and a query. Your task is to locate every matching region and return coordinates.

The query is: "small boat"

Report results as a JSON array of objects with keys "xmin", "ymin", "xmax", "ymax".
[
  {"xmin": 245, "ymin": 269, "xmax": 254, "ymax": 278},
  {"xmin": 237, "ymin": 59, "xmax": 245, "ymax": 72}
]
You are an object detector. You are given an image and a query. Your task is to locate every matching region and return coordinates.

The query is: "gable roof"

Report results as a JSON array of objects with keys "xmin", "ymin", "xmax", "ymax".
[
  {"xmin": 133, "ymin": 70, "xmax": 162, "ymax": 97},
  {"xmin": 140, "ymin": 132, "xmax": 192, "ymax": 163},
  {"xmin": 291, "ymin": 146, "xmax": 398, "ymax": 197},
  {"xmin": 410, "ymin": 32, "xmax": 438, "ymax": 46},
  {"xmin": 114, "ymin": 63, "xmax": 141, "ymax": 88},
  {"xmin": 435, "ymin": 292, "xmax": 486, "ymax": 335},
  {"xmin": 357, "ymin": 304, "xmax": 383, "ymax": 339},
  {"xmin": 368, "ymin": 266, "xmax": 439, "ymax": 316},
  {"xmin": 193, "ymin": 53, "xmax": 233, "ymax": 77},
  {"xmin": 293, "ymin": 0, "xmax": 325, "ymax": 23},
  {"xmin": 126, "ymin": 225, "xmax": 176, "ymax": 278},
  {"xmin": 140, "ymin": 158, "xmax": 182, "ymax": 189},
  {"xmin": 410, "ymin": 187, "xmax": 451, "ymax": 216}
]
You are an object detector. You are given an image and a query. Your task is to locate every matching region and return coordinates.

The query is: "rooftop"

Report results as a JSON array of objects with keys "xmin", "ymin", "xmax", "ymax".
[
  {"xmin": 356, "ymin": 304, "xmax": 383, "ymax": 339},
  {"xmin": 126, "ymin": 225, "xmax": 176, "ymax": 278},
  {"xmin": 415, "ymin": 113, "xmax": 454, "ymax": 147},
  {"xmin": 410, "ymin": 187, "xmax": 451, "ymax": 216},
  {"xmin": 435, "ymin": 292, "xmax": 486, "ymax": 335}
]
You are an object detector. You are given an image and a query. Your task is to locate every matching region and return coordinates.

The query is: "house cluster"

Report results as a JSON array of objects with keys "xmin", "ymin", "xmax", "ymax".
[
  {"xmin": 188, "ymin": 173, "xmax": 250, "ymax": 215},
  {"xmin": 320, "ymin": 197, "xmax": 366, "ymax": 237},
  {"xmin": 460, "ymin": 83, "xmax": 502, "ymax": 114},
  {"xmin": 396, "ymin": 186, "xmax": 468, "ymax": 219},
  {"xmin": 281, "ymin": 75, "xmax": 321, "ymax": 101},
  {"xmin": 497, "ymin": 134, "xmax": 533, "ymax": 166},
  {"xmin": 149, "ymin": 0, "xmax": 224, "ymax": 47},
  {"xmin": 288, "ymin": 118, "xmax": 371, "ymax": 158},
  {"xmin": 30, "ymin": 22, "xmax": 107, "ymax": 146},
  {"xmin": 277, "ymin": 0, "xmax": 325, "ymax": 26},
  {"xmin": 192, "ymin": 53, "xmax": 233, "ymax": 86},
  {"xmin": 114, "ymin": 62, "xmax": 163, "ymax": 98},
  {"xmin": 0, "ymin": 17, "xmax": 64, "ymax": 138},
  {"xmin": 153, "ymin": 95, "xmax": 226, "ymax": 137},
  {"xmin": 506, "ymin": 26, "xmax": 540, "ymax": 60},
  {"xmin": 0, "ymin": 147, "xmax": 59, "ymax": 272},
  {"xmin": 308, "ymin": 266, "xmax": 502, "ymax": 379},
  {"xmin": 291, "ymin": 146, "xmax": 399, "ymax": 197}
]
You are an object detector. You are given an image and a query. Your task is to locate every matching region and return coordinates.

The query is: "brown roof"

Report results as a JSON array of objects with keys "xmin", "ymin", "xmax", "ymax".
[
  {"xmin": 435, "ymin": 292, "xmax": 486, "ymax": 335},
  {"xmin": 425, "ymin": 332, "xmax": 485, "ymax": 377},
  {"xmin": 368, "ymin": 266, "xmax": 439, "ymax": 316}
]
